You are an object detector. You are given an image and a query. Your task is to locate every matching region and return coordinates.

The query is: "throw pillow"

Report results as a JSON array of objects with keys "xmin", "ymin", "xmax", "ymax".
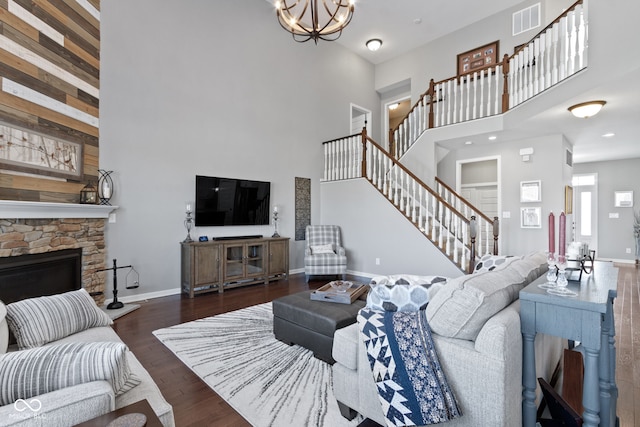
[
  {"xmin": 0, "ymin": 301, "xmax": 7, "ymax": 354},
  {"xmin": 0, "ymin": 341, "xmax": 140, "ymax": 406},
  {"xmin": 472, "ymin": 254, "xmax": 521, "ymax": 274},
  {"xmin": 6, "ymin": 289, "xmax": 113, "ymax": 350},
  {"xmin": 310, "ymin": 244, "xmax": 335, "ymax": 255},
  {"xmin": 367, "ymin": 275, "xmax": 448, "ymax": 312}
]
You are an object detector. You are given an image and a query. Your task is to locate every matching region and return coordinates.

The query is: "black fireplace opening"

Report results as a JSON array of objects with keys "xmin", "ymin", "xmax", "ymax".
[{"xmin": 0, "ymin": 248, "xmax": 82, "ymax": 304}]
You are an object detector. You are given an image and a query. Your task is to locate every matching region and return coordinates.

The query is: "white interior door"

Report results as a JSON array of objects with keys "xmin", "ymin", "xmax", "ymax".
[
  {"xmin": 573, "ymin": 173, "xmax": 598, "ymax": 254},
  {"xmin": 350, "ymin": 104, "xmax": 371, "ymax": 136}
]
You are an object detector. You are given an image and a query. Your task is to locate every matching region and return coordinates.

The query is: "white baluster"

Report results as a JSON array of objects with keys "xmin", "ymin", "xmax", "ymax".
[
  {"xmin": 478, "ymin": 70, "xmax": 485, "ymax": 118},
  {"xmin": 411, "ymin": 179, "xmax": 416, "ymax": 220},
  {"xmin": 552, "ymin": 23, "xmax": 559, "ymax": 85},
  {"xmin": 496, "ymin": 64, "xmax": 502, "ymax": 113},
  {"xmin": 460, "ymin": 222, "xmax": 467, "ymax": 269},
  {"xmin": 578, "ymin": 3, "xmax": 587, "ymax": 68},
  {"xmin": 431, "ymin": 194, "xmax": 437, "ymax": 239},
  {"xmin": 539, "ymin": 33, "xmax": 546, "ymax": 91}
]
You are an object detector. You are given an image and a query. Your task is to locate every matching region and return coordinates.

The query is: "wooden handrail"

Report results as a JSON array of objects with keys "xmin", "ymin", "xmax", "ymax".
[
  {"xmin": 321, "ymin": 133, "xmax": 360, "ymax": 145},
  {"xmin": 435, "ymin": 177, "xmax": 495, "ymax": 225},
  {"xmin": 360, "ymin": 130, "xmax": 469, "ymax": 226}
]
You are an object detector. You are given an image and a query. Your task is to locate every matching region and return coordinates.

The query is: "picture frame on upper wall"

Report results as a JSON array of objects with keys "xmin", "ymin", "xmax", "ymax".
[
  {"xmin": 565, "ymin": 185, "xmax": 574, "ymax": 214},
  {"xmin": 457, "ymin": 40, "xmax": 499, "ymax": 78},
  {"xmin": 614, "ymin": 191, "xmax": 634, "ymax": 208},
  {"xmin": 520, "ymin": 180, "xmax": 541, "ymax": 203},
  {"xmin": 521, "ymin": 207, "xmax": 542, "ymax": 229}
]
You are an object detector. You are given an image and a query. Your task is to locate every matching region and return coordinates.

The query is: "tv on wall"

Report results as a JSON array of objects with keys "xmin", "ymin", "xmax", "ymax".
[{"xmin": 195, "ymin": 175, "xmax": 270, "ymax": 226}]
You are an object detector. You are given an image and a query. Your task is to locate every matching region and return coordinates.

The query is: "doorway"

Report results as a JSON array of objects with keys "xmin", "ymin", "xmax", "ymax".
[
  {"xmin": 384, "ymin": 97, "xmax": 411, "ymax": 149},
  {"xmin": 572, "ymin": 173, "xmax": 598, "ymax": 253},
  {"xmin": 350, "ymin": 104, "xmax": 371, "ymax": 136}
]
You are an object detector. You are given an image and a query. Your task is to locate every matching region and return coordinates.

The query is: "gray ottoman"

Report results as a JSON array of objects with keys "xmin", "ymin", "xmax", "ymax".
[{"xmin": 273, "ymin": 290, "xmax": 366, "ymax": 364}]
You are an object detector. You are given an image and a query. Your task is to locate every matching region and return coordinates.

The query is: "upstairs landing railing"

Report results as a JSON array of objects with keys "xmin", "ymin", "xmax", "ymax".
[
  {"xmin": 322, "ymin": 129, "xmax": 499, "ymax": 273},
  {"xmin": 389, "ymin": 0, "xmax": 588, "ymax": 159}
]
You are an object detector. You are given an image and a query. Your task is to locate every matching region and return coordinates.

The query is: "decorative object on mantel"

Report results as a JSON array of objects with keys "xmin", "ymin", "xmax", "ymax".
[
  {"xmin": 79, "ymin": 181, "xmax": 98, "ymax": 204},
  {"xmin": 275, "ymin": 0, "xmax": 355, "ymax": 43},
  {"xmin": 568, "ymin": 100, "xmax": 606, "ymax": 118},
  {"xmin": 98, "ymin": 169, "xmax": 114, "ymax": 205},
  {"xmin": 183, "ymin": 202, "xmax": 194, "ymax": 243},
  {"xmin": 272, "ymin": 205, "xmax": 280, "ymax": 237},
  {"xmin": 97, "ymin": 259, "xmax": 139, "ymax": 310}
]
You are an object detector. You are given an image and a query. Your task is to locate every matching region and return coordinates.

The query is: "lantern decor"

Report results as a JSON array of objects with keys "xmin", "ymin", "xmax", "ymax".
[
  {"xmin": 183, "ymin": 202, "xmax": 194, "ymax": 243},
  {"xmin": 272, "ymin": 205, "xmax": 280, "ymax": 238},
  {"xmin": 98, "ymin": 169, "xmax": 114, "ymax": 205},
  {"xmin": 79, "ymin": 181, "xmax": 98, "ymax": 204}
]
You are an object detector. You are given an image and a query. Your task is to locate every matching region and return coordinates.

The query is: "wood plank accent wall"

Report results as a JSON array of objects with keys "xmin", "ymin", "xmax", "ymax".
[{"xmin": 0, "ymin": 0, "xmax": 99, "ymax": 203}]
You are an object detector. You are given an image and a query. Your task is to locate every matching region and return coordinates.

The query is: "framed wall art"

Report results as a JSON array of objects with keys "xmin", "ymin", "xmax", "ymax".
[
  {"xmin": 521, "ymin": 207, "xmax": 542, "ymax": 228},
  {"xmin": 565, "ymin": 185, "xmax": 573, "ymax": 214},
  {"xmin": 520, "ymin": 180, "xmax": 541, "ymax": 203},
  {"xmin": 457, "ymin": 40, "xmax": 499, "ymax": 77},
  {"xmin": 614, "ymin": 191, "xmax": 633, "ymax": 208}
]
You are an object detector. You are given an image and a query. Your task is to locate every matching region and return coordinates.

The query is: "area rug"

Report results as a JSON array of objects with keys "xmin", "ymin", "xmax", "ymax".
[{"xmin": 152, "ymin": 303, "xmax": 364, "ymax": 427}]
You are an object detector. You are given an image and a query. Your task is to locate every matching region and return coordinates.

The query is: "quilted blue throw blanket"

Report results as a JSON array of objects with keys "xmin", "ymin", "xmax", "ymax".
[{"xmin": 358, "ymin": 308, "xmax": 462, "ymax": 426}]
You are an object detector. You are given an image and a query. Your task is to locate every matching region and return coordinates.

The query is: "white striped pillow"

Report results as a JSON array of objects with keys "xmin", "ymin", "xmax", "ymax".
[
  {"xmin": 0, "ymin": 341, "xmax": 140, "ymax": 406},
  {"xmin": 5, "ymin": 289, "xmax": 113, "ymax": 350}
]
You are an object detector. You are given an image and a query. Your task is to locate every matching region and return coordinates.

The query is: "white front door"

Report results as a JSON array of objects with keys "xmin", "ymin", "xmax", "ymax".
[{"xmin": 573, "ymin": 173, "xmax": 598, "ymax": 254}]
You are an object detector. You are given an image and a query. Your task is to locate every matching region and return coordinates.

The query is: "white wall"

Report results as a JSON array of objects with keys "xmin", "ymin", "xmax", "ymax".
[
  {"xmin": 574, "ymin": 159, "xmax": 640, "ymax": 261},
  {"xmin": 320, "ymin": 179, "xmax": 464, "ymax": 278},
  {"xmin": 100, "ymin": 1, "xmax": 381, "ymax": 298},
  {"xmin": 438, "ymin": 134, "xmax": 567, "ymax": 256}
]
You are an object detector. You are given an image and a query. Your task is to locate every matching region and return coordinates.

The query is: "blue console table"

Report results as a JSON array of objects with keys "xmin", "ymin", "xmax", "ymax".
[{"xmin": 520, "ymin": 261, "xmax": 618, "ymax": 427}]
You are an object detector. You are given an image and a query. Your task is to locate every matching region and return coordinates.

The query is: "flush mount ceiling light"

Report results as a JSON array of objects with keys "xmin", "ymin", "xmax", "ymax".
[
  {"xmin": 388, "ymin": 103, "xmax": 399, "ymax": 110},
  {"xmin": 275, "ymin": 0, "xmax": 355, "ymax": 44},
  {"xmin": 366, "ymin": 38, "xmax": 382, "ymax": 51},
  {"xmin": 568, "ymin": 100, "xmax": 606, "ymax": 118}
]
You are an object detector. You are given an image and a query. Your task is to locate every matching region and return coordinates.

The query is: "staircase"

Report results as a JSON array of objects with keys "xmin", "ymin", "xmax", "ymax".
[{"xmin": 321, "ymin": 0, "xmax": 588, "ymax": 272}]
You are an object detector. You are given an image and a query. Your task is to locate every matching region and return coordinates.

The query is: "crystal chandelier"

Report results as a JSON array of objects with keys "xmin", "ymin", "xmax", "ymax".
[{"xmin": 276, "ymin": 0, "xmax": 355, "ymax": 44}]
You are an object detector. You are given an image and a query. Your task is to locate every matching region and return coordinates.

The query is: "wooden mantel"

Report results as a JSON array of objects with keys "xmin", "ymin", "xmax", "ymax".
[{"xmin": 0, "ymin": 200, "xmax": 117, "ymax": 219}]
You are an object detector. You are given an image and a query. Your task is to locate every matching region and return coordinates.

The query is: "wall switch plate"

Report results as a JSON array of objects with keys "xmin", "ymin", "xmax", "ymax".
[
  {"xmin": 375, "ymin": 258, "xmax": 380, "ymax": 265},
  {"xmin": 502, "ymin": 211, "xmax": 511, "ymax": 218},
  {"xmin": 609, "ymin": 212, "xmax": 619, "ymax": 219},
  {"xmin": 626, "ymin": 248, "xmax": 632, "ymax": 254},
  {"xmin": 108, "ymin": 213, "xmax": 116, "ymax": 223}
]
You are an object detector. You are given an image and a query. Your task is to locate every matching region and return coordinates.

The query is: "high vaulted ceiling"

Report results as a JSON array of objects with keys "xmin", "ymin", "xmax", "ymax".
[{"xmin": 265, "ymin": 0, "xmax": 640, "ymax": 164}]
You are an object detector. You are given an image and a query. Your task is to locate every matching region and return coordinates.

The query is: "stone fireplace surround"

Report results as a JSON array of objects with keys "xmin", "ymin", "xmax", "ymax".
[{"xmin": 0, "ymin": 201, "xmax": 117, "ymax": 306}]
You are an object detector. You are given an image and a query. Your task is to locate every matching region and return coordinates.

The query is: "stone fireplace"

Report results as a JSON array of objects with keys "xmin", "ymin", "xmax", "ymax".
[{"xmin": 0, "ymin": 201, "xmax": 117, "ymax": 305}]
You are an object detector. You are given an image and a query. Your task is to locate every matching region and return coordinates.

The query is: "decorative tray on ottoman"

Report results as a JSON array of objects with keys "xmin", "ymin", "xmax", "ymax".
[{"xmin": 310, "ymin": 281, "xmax": 368, "ymax": 304}]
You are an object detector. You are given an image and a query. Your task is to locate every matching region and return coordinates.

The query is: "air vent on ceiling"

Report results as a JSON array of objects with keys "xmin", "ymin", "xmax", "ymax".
[{"xmin": 513, "ymin": 3, "xmax": 541, "ymax": 36}]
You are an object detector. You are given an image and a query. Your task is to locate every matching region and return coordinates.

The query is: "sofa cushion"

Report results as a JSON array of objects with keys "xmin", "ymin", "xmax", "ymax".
[
  {"xmin": 0, "ymin": 341, "xmax": 140, "ymax": 406},
  {"xmin": 5, "ymin": 288, "xmax": 113, "ymax": 350},
  {"xmin": 426, "ymin": 267, "xmax": 528, "ymax": 341},
  {"xmin": 0, "ymin": 301, "xmax": 8, "ymax": 354},
  {"xmin": 367, "ymin": 275, "xmax": 448, "ymax": 312}
]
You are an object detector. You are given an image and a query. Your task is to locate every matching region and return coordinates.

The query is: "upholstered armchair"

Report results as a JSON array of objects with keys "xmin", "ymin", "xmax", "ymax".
[{"xmin": 304, "ymin": 225, "xmax": 347, "ymax": 282}]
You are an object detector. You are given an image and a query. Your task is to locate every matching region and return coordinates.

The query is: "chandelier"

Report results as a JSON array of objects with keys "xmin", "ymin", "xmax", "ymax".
[{"xmin": 276, "ymin": 0, "xmax": 355, "ymax": 44}]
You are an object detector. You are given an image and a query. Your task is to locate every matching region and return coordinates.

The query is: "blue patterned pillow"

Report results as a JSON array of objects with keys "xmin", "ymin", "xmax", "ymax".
[
  {"xmin": 367, "ymin": 275, "xmax": 448, "ymax": 312},
  {"xmin": 472, "ymin": 254, "xmax": 521, "ymax": 274}
]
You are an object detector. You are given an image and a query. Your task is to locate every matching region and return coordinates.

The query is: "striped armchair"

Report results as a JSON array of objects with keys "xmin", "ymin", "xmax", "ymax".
[{"xmin": 304, "ymin": 225, "xmax": 347, "ymax": 282}]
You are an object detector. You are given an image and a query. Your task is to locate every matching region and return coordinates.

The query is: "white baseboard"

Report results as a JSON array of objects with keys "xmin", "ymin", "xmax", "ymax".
[{"xmin": 596, "ymin": 258, "xmax": 636, "ymax": 265}]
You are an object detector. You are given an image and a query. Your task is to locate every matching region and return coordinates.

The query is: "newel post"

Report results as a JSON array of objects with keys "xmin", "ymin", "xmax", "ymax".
[
  {"xmin": 428, "ymin": 79, "xmax": 435, "ymax": 129},
  {"xmin": 501, "ymin": 54, "xmax": 510, "ymax": 113},
  {"xmin": 493, "ymin": 216, "xmax": 500, "ymax": 255},
  {"xmin": 469, "ymin": 215, "xmax": 477, "ymax": 273},
  {"xmin": 361, "ymin": 127, "xmax": 368, "ymax": 179}
]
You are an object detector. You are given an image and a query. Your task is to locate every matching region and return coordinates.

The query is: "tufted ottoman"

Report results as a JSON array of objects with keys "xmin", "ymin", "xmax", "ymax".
[{"xmin": 273, "ymin": 290, "xmax": 365, "ymax": 364}]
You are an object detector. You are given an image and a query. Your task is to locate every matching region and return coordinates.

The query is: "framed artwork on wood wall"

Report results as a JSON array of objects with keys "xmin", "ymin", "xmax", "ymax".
[
  {"xmin": 0, "ymin": 122, "xmax": 82, "ymax": 180},
  {"xmin": 457, "ymin": 40, "xmax": 499, "ymax": 77}
]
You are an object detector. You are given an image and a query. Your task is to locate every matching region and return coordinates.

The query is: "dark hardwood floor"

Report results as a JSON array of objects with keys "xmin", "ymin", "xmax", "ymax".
[{"xmin": 113, "ymin": 266, "xmax": 639, "ymax": 427}]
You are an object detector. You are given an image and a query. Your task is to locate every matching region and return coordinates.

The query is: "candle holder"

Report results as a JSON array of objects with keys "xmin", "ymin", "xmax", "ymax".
[
  {"xmin": 539, "ymin": 251, "xmax": 557, "ymax": 289},
  {"xmin": 272, "ymin": 206, "xmax": 280, "ymax": 238},
  {"xmin": 183, "ymin": 203, "xmax": 194, "ymax": 243},
  {"xmin": 547, "ymin": 254, "xmax": 577, "ymax": 296},
  {"xmin": 98, "ymin": 169, "xmax": 114, "ymax": 205}
]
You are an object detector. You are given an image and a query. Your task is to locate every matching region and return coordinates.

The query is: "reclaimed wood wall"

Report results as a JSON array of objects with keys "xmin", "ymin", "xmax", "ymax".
[{"xmin": 0, "ymin": 0, "xmax": 99, "ymax": 203}]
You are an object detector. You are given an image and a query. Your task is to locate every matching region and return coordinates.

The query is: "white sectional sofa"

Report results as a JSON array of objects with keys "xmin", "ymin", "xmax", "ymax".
[
  {"xmin": 0, "ymin": 289, "xmax": 174, "ymax": 427},
  {"xmin": 332, "ymin": 252, "xmax": 564, "ymax": 427}
]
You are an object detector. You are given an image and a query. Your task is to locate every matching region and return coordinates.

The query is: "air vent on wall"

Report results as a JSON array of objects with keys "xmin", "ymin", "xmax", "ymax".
[{"xmin": 513, "ymin": 3, "xmax": 541, "ymax": 36}]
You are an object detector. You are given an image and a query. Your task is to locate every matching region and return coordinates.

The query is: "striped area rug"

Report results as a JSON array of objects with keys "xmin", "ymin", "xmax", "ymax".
[{"xmin": 152, "ymin": 303, "xmax": 363, "ymax": 427}]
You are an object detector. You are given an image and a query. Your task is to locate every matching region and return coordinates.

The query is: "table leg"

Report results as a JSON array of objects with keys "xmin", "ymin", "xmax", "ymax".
[
  {"xmin": 599, "ymin": 322, "xmax": 612, "ymax": 427},
  {"xmin": 522, "ymin": 331, "xmax": 537, "ymax": 427},
  {"xmin": 582, "ymin": 346, "xmax": 601, "ymax": 427}
]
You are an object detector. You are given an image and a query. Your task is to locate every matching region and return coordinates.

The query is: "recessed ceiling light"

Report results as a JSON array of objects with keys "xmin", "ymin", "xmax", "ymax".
[
  {"xmin": 465, "ymin": 141, "xmax": 473, "ymax": 145},
  {"xmin": 488, "ymin": 135, "xmax": 497, "ymax": 140},
  {"xmin": 602, "ymin": 132, "xmax": 615, "ymax": 138},
  {"xmin": 414, "ymin": 18, "xmax": 422, "ymax": 25}
]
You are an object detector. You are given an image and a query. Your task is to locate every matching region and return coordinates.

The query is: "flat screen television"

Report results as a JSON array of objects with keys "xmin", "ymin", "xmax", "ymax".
[{"xmin": 195, "ymin": 175, "xmax": 270, "ymax": 226}]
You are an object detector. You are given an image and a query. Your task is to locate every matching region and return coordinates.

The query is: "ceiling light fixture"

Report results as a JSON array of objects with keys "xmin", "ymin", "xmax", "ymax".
[
  {"xmin": 388, "ymin": 103, "xmax": 399, "ymax": 110},
  {"xmin": 568, "ymin": 100, "xmax": 606, "ymax": 118},
  {"xmin": 366, "ymin": 38, "xmax": 382, "ymax": 52},
  {"xmin": 488, "ymin": 135, "xmax": 497, "ymax": 141},
  {"xmin": 275, "ymin": 0, "xmax": 355, "ymax": 44},
  {"xmin": 602, "ymin": 132, "xmax": 615, "ymax": 138}
]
